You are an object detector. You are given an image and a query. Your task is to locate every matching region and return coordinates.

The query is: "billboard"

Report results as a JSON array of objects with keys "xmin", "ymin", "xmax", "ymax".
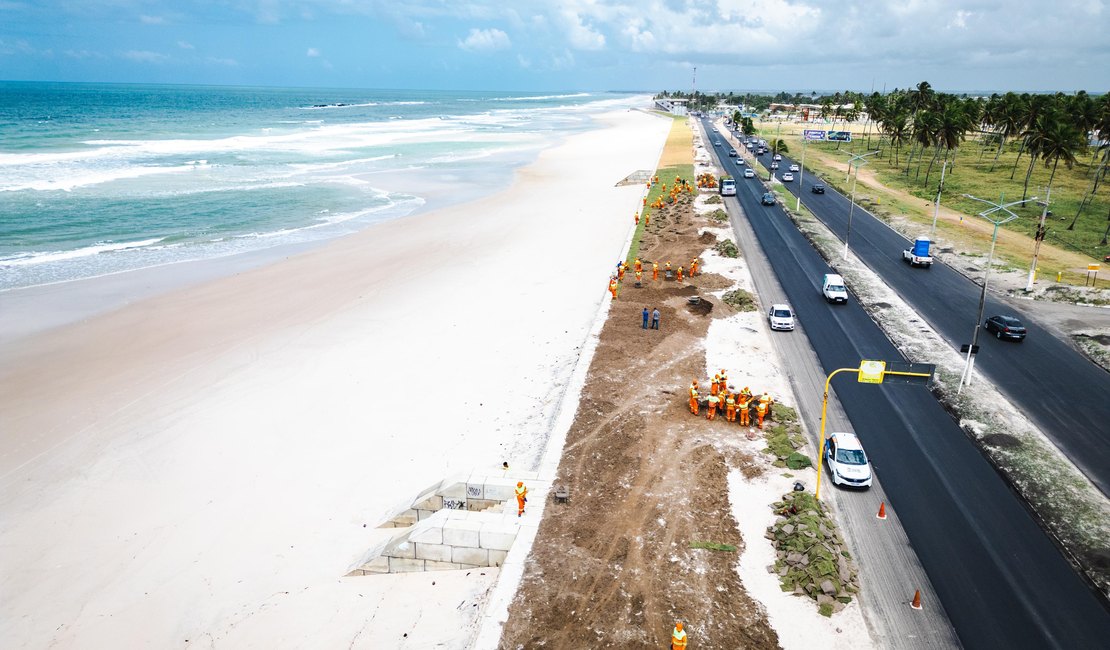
[
  {"xmin": 827, "ymin": 131, "xmax": 852, "ymax": 142},
  {"xmin": 803, "ymin": 129, "xmax": 827, "ymax": 141}
]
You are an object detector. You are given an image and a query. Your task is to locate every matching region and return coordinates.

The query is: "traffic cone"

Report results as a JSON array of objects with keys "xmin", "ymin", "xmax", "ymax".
[
  {"xmin": 910, "ymin": 589, "xmax": 923, "ymax": 610},
  {"xmin": 876, "ymin": 502, "xmax": 887, "ymax": 520}
]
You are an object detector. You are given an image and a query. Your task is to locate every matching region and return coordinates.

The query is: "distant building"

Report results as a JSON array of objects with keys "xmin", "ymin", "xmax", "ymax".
[{"xmin": 655, "ymin": 97, "xmax": 688, "ymax": 116}]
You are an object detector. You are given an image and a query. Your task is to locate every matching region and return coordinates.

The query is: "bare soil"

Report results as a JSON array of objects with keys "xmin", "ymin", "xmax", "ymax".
[{"xmin": 499, "ymin": 192, "xmax": 780, "ymax": 649}]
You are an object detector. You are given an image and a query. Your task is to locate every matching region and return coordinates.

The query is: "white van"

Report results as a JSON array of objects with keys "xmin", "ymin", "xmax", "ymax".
[
  {"xmin": 719, "ymin": 177, "xmax": 736, "ymax": 196},
  {"xmin": 822, "ymin": 273, "xmax": 848, "ymax": 304}
]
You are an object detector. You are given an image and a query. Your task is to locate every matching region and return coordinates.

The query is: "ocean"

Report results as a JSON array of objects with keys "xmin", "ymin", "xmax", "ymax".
[{"xmin": 0, "ymin": 82, "xmax": 640, "ymax": 291}]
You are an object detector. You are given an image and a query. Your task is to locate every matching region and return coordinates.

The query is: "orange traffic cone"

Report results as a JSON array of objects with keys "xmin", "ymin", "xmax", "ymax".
[
  {"xmin": 911, "ymin": 589, "xmax": 923, "ymax": 610},
  {"xmin": 877, "ymin": 502, "xmax": 887, "ymax": 520}
]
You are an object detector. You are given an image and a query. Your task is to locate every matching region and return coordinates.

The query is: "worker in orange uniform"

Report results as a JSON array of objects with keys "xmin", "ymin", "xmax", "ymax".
[
  {"xmin": 634, "ymin": 258, "xmax": 643, "ymax": 274},
  {"xmin": 740, "ymin": 386, "xmax": 753, "ymax": 401},
  {"xmin": 677, "ymin": 266, "xmax": 684, "ymax": 282},
  {"xmin": 652, "ymin": 262, "xmax": 659, "ymax": 281},
  {"xmin": 635, "ymin": 269, "xmax": 643, "ymax": 283},
  {"xmin": 688, "ymin": 381, "xmax": 700, "ymax": 415},
  {"xmin": 645, "ymin": 212, "xmax": 651, "ymax": 226},
  {"xmin": 706, "ymin": 393, "xmax": 719, "ymax": 420},
  {"xmin": 725, "ymin": 389, "xmax": 737, "ymax": 422},
  {"xmin": 738, "ymin": 393, "xmax": 751, "ymax": 426},
  {"xmin": 718, "ymin": 369, "xmax": 728, "ymax": 393},
  {"xmin": 515, "ymin": 481, "xmax": 527, "ymax": 517},
  {"xmin": 634, "ymin": 212, "xmax": 640, "ymax": 225},
  {"xmin": 710, "ymin": 372, "xmax": 720, "ymax": 396},
  {"xmin": 756, "ymin": 399, "xmax": 768, "ymax": 429},
  {"xmin": 665, "ymin": 261, "xmax": 672, "ymax": 274},
  {"xmin": 618, "ymin": 263, "xmax": 626, "ymax": 282},
  {"xmin": 643, "ymin": 197, "xmax": 647, "ymax": 207},
  {"xmin": 690, "ymin": 258, "xmax": 699, "ymax": 276},
  {"xmin": 608, "ymin": 277, "xmax": 618, "ymax": 299},
  {"xmin": 672, "ymin": 621, "xmax": 688, "ymax": 649},
  {"xmin": 760, "ymin": 391, "xmax": 775, "ymax": 422}
]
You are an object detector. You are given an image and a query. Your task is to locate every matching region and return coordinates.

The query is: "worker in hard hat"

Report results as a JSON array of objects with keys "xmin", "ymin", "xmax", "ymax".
[
  {"xmin": 738, "ymin": 393, "xmax": 751, "ymax": 426},
  {"xmin": 724, "ymin": 387, "xmax": 737, "ymax": 423},
  {"xmin": 634, "ymin": 258, "xmax": 643, "ymax": 274},
  {"xmin": 760, "ymin": 391, "xmax": 774, "ymax": 422},
  {"xmin": 665, "ymin": 261, "xmax": 672, "ymax": 273},
  {"xmin": 740, "ymin": 386, "xmax": 753, "ymax": 400},
  {"xmin": 672, "ymin": 621, "xmax": 688, "ymax": 649},
  {"xmin": 756, "ymin": 398, "xmax": 768, "ymax": 429},
  {"xmin": 710, "ymin": 372, "xmax": 721, "ymax": 397},
  {"xmin": 688, "ymin": 380, "xmax": 700, "ymax": 415},
  {"xmin": 634, "ymin": 212, "xmax": 640, "ymax": 225},
  {"xmin": 690, "ymin": 258, "xmax": 699, "ymax": 276},
  {"xmin": 677, "ymin": 266, "xmax": 684, "ymax": 282},
  {"xmin": 608, "ymin": 277, "xmax": 618, "ymax": 299},
  {"xmin": 706, "ymin": 392, "xmax": 719, "ymax": 420},
  {"xmin": 618, "ymin": 263, "xmax": 626, "ymax": 282},
  {"xmin": 718, "ymin": 369, "xmax": 728, "ymax": 393},
  {"xmin": 515, "ymin": 481, "xmax": 527, "ymax": 517}
]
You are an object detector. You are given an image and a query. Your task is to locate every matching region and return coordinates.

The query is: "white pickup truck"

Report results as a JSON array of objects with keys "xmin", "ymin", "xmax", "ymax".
[
  {"xmin": 902, "ymin": 236, "xmax": 934, "ymax": 268},
  {"xmin": 822, "ymin": 273, "xmax": 848, "ymax": 304}
]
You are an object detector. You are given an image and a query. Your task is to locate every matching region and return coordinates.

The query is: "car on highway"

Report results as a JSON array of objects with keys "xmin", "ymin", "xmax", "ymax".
[
  {"xmin": 714, "ymin": 140, "xmax": 721, "ymax": 147},
  {"xmin": 782, "ymin": 172, "xmax": 794, "ymax": 182},
  {"xmin": 773, "ymin": 154, "xmax": 782, "ymax": 161},
  {"xmin": 824, "ymin": 432, "xmax": 873, "ymax": 489},
  {"xmin": 761, "ymin": 192, "xmax": 776, "ymax": 205},
  {"xmin": 767, "ymin": 304, "xmax": 795, "ymax": 331},
  {"xmin": 743, "ymin": 168, "xmax": 756, "ymax": 178},
  {"xmin": 770, "ymin": 161, "xmax": 779, "ymax": 170},
  {"xmin": 736, "ymin": 158, "xmax": 746, "ymax": 166},
  {"xmin": 789, "ymin": 164, "xmax": 800, "ymax": 172},
  {"xmin": 728, "ymin": 148, "xmax": 738, "ymax": 157},
  {"xmin": 811, "ymin": 183, "xmax": 826, "ymax": 194},
  {"xmin": 746, "ymin": 142, "xmax": 755, "ymax": 150},
  {"xmin": 984, "ymin": 315, "xmax": 1027, "ymax": 341}
]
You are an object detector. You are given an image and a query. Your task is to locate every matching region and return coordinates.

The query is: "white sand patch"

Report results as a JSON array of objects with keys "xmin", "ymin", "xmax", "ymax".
[{"xmin": 728, "ymin": 469, "xmax": 873, "ymax": 650}]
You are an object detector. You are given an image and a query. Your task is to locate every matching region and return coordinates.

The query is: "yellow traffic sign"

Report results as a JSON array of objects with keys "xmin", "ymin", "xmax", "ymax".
[
  {"xmin": 1089, "ymin": 264, "xmax": 1101, "ymax": 271},
  {"xmin": 858, "ymin": 360, "xmax": 886, "ymax": 384}
]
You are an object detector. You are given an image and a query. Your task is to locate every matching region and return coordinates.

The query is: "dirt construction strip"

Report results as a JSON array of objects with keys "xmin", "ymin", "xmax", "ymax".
[{"xmin": 498, "ymin": 178, "xmax": 782, "ymax": 647}]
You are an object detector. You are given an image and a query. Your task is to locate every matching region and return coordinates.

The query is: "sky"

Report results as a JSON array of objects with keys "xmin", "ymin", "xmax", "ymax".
[{"xmin": 1, "ymin": 0, "xmax": 1107, "ymax": 93}]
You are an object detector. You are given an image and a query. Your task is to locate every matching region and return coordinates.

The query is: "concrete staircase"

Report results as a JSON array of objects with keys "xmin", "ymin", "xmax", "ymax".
[{"xmin": 347, "ymin": 469, "xmax": 539, "ymax": 575}]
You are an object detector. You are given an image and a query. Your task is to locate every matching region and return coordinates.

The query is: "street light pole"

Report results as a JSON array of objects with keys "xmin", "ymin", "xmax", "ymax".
[
  {"xmin": 930, "ymin": 160, "xmax": 948, "ymax": 237},
  {"xmin": 1026, "ymin": 185, "xmax": 1051, "ymax": 292},
  {"xmin": 957, "ymin": 193, "xmax": 1032, "ymax": 393},
  {"xmin": 843, "ymin": 150, "xmax": 880, "ymax": 261}
]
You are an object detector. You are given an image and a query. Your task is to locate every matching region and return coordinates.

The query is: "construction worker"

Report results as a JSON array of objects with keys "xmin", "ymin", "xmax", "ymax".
[
  {"xmin": 677, "ymin": 266, "xmax": 684, "ymax": 282},
  {"xmin": 608, "ymin": 277, "xmax": 618, "ymax": 299},
  {"xmin": 718, "ymin": 369, "xmax": 728, "ymax": 392},
  {"xmin": 618, "ymin": 263, "xmax": 626, "ymax": 282},
  {"xmin": 738, "ymin": 393, "xmax": 751, "ymax": 426},
  {"xmin": 634, "ymin": 212, "xmax": 640, "ymax": 225},
  {"xmin": 665, "ymin": 261, "xmax": 672, "ymax": 274},
  {"xmin": 645, "ymin": 212, "xmax": 651, "ymax": 226},
  {"xmin": 756, "ymin": 398, "xmax": 768, "ymax": 430},
  {"xmin": 740, "ymin": 386, "xmax": 753, "ymax": 400},
  {"xmin": 688, "ymin": 381, "xmax": 700, "ymax": 415},
  {"xmin": 635, "ymin": 269, "xmax": 643, "ymax": 283},
  {"xmin": 634, "ymin": 258, "xmax": 643, "ymax": 274},
  {"xmin": 690, "ymin": 258, "xmax": 699, "ymax": 276},
  {"xmin": 672, "ymin": 622, "xmax": 688, "ymax": 649},
  {"xmin": 515, "ymin": 481, "xmax": 527, "ymax": 517},
  {"xmin": 706, "ymin": 393, "xmax": 719, "ymax": 420},
  {"xmin": 652, "ymin": 262, "xmax": 659, "ymax": 281},
  {"xmin": 725, "ymin": 389, "xmax": 737, "ymax": 422},
  {"xmin": 760, "ymin": 391, "xmax": 774, "ymax": 422},
  {"xmin": 710, "ymin": 372, "xmax": 720, "ymax": 396}
]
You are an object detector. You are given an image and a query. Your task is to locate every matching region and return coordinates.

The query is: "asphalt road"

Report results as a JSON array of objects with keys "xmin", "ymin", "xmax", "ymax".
[
  {"xmin": 742, "ymin": 129, "xmax": 1110, "ymax": 496},
  {"xmin": 702, "ymin": 121, "xmax": 1110, "ymax": 649}
]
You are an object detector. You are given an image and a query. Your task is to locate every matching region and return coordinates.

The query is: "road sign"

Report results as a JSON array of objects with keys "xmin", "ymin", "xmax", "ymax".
[
  {"xmin": 827, "ymin": 131, "xmax": 852, "ymax": 142},
  {"xmin": 803, "ymin": 129, "xmax": 827, "ymax": 141},
  {"xmin": 1089, "ymin": 264, "xmax": 1101, "ymax": 271},
  {"xmin": 858, "ymin": 360, "xmax": 886, "ymax": 384},
  {"xmin": 960, "ymin": 344, "xmax": 980, "ymax": 354}
]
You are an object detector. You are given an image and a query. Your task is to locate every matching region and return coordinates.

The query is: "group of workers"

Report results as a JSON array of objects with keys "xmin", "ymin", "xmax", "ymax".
[
  {"xmin": 608, "ymin": 256, "xmax": 701, "ymax": 298},
  {"xmin": 687, "ymin": 370, "xmax": 775, "ymax": 429}
]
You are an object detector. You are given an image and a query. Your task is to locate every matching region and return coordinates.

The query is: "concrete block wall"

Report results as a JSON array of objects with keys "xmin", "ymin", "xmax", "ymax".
[{"xmin": 351, "ymin": 469, "xmax": 541, "ymax": 575}]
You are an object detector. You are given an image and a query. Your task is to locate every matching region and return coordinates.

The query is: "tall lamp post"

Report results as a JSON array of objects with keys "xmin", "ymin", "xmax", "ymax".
[
  {"xmin": 957, "ymin": 194, "xmax": 1032, "ymax": 394},
  {"xmin": 843, "ymin": 150, "xmax": 880, "ymax": 260}
]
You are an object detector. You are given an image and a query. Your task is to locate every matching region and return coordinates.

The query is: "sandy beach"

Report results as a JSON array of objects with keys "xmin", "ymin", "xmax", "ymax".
[{"xmin": 0, "ymin": 108, "xmax": 670, "ymax": 647}]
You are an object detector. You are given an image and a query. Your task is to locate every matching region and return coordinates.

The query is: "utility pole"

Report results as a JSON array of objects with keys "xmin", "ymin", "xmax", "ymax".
[
  {"xmin": 930, "ymin": 160, "xmax": 948, "ymax": 236},
  {"xmin": 843, "ymin": 150, "xmax": 881, "ymax": 260},
  {"xmin": 1026, "ymin": 185, "xmax": 1051, "ymax": 291}
]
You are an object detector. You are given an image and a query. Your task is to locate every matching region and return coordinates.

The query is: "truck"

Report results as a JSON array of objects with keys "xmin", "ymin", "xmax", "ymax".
[
  {"xmin": 902, "ymin": 236, "xmax": 933, "ymax": 267},
  {"xmin": 822, "ymin": 273, "xmax": 848, "ymax": 304},
  {"xmin": 719, "ymin": 176, "xmax": 736, "ymax": 196}
]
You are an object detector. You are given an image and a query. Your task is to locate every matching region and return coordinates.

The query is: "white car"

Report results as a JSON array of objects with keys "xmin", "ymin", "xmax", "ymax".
[
  {"xmin": 789, "ymin": 164, "xmax": 800, "ymax": 172},
  {"xmin": 824, "ymin": 432, "xmax": 873, "ymax": 488},
  {"xmin": 773, "ymin": 154, "xmax": 782, "ymax": 161},
  {"xmin": 782, "ymin": 172, "xmax": 794, "ymax": 182},
  {"xmin": 743, "ymin": 168, "xmax": 755, "ymax": 178},
  {"xmin": 768, "ymin": 304, "xmax": 795, "ymax": 331},
  {"xmin": 770, "ymin": 161, "xmax": 779, "ymax": 170}
]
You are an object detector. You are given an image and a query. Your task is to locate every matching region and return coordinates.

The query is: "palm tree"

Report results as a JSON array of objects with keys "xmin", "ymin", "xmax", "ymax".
[
  {"xmin": 864, "ymin": 92, "xmax": 886, "ymax": 151},
  {"xmin": 926, "ymin": 99, "xmax": 971, "ymax": 186},
  {"xmin": 990, "ymin": 93, "xmax": 1026, "ymax": 172},
  {"xmin": 885, "ymin": 103, "xmax": 911, "ymax": 168},
  {"xmin": 1024, "ymin": 113, "xmax": 1081, "ymax": 227},
  {"xmin": 1011, "ymin": 94, "xmax": 1050, "ymax": 179}
]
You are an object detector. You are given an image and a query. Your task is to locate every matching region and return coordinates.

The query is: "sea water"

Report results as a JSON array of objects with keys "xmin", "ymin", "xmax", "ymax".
[{"xmin": 0, "ymin": 83, "xmax": 640, "ymax": 291}]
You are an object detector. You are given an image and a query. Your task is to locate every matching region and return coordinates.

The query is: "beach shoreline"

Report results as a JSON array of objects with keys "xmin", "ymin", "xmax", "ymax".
[{"xmin": 0, "ymin": 107, "xmax": 672, "ymax": 647}]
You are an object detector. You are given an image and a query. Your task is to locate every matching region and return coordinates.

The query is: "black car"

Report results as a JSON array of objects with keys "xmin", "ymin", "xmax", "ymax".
[
  {"xmin": 761, "ymin": 192, "xmax": 776, "ymax": 206},
  {"xmin": 984, "ymin": 315, "xmax": 1027, "ymax": 341},
  {"xmin": 811, "ymin": 183, "xmax": 826, "ymax": 194}
]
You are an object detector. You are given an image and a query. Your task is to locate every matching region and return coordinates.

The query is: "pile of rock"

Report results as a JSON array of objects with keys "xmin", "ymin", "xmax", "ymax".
[{"xmin": 765, "ymin": 490, "xmax": 860, "ymax": 616}]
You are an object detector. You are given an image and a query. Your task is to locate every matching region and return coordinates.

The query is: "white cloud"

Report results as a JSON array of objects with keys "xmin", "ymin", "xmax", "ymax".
[
  {"xmin": 458, "ymin": 27, "xmax": 511, "ymax": 52},
  {"xmin": 122, "ymin": 50, "xmax": 168, "ymax": 63},
  {"xmin": 139, "ymin": 15, "xmax": 165, "ymax": 25},
  {"xmin": 560, "ymin": 9, "xmax": 605, "ymax": 50},
  {"xmin": 948, "ymin": 10, "xmax": 972, "ymax": 29},
  {"xmin": 517, "ymin": 54, "xmax": 531, "ymax": 68},
  {"xmin": 177, "ymin": 40, "xmax": 194, "ymax": 50},
  {"xmin": 206, "ymin": 56, "xmax": 239, "ymax": 66},
  {"xmin": 306, "ymin": 47, "xmax": 321, "ymax": 57}
]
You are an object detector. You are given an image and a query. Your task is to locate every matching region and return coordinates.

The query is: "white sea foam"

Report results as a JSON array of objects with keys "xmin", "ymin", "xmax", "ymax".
[{"xmin": 1, "ymin": 238, "xmax": 165, "ymax": 267}]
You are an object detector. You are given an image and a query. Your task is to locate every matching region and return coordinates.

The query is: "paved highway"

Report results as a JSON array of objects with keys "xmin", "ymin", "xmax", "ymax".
[
  {"xmin": 743, "ymin": 128, "xmax": 1110, "ymax": 496},
  {"xmin": 702, "ymin": 120, "xmax": 1110, "ymax": 649}
]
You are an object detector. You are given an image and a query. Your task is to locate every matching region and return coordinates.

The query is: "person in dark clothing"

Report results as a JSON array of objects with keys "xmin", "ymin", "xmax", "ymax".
[
  {"xmin": 642, "ymin": 307, "xmax": 650, "ymax": 329},
  {"xmin": 651, "ymin": 308, "xmax": 661, "ymax": 330}
]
